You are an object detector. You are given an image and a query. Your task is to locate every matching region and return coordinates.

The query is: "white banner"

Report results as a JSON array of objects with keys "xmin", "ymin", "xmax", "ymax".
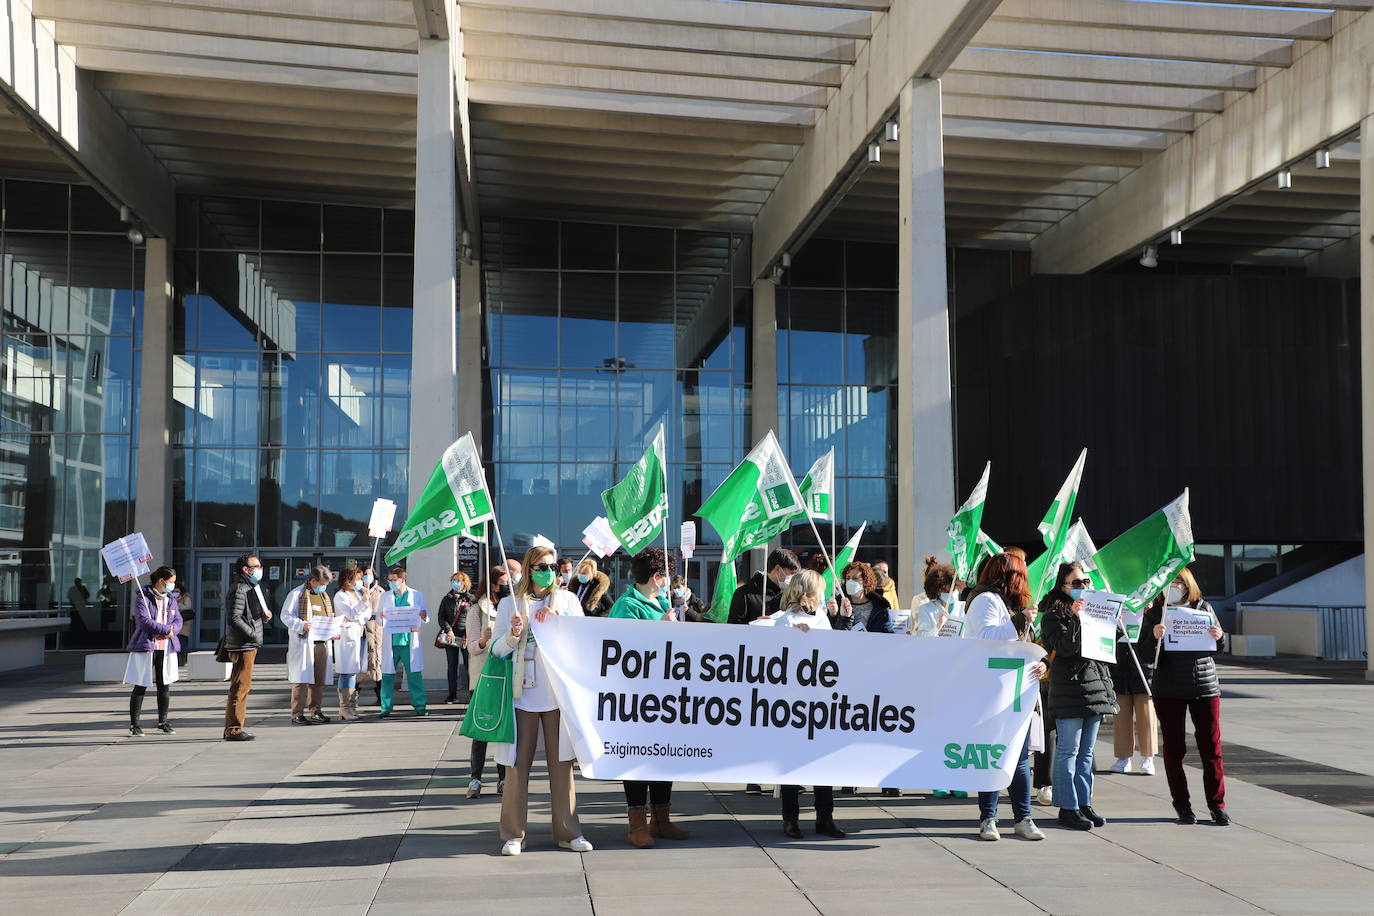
[
  {"xmin": 1163, "ymin": 606, "xmax": 1217, "ymax": 652},
  {"xmin": 307, "ymin": 616, "xmax": 342, "ymax": 641},
  {"xmin": 101, "ymin": 532, "xmax": 153, "ymax": 583},
  {"xmin": 533, "ymin": 615, "xmax": 1043, "ymax": 791},
  {"xmin": 581, "ymin": 516, "xmax": 622, "ymax": 558},
  {"xmin": 680, "ymin": 521, "xmax": 696, "ymax": 558},
  {"xmin": 383, "ymin": 607, "xmax": 422, "ymax": 631},
  {"xmin": 1079, "ymin": 590, "xmax": 1123, "ymax": 662}
]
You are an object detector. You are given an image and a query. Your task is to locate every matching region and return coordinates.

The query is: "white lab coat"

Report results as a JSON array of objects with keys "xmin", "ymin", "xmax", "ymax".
[
  {"xmin": 283, "ymin": 586, "xmax": 335, "ymax": 685},
  {"xmin": 123, "ymin": 649, "xmax": 179, "ymax": 688},
  {"xmin": 489, "ymin": 589, "xmax": 583, "ymax": 767},
  {"xmin": 333, "ymin": 588, "xmax": 372, "ymax": 675},
  {"xmin": 464, "ymin": 595, "xmax": 500, "ymax": 692},
  {"xmin": 378, "ymin": 587, "xmax": 429, "ymax": 674}
]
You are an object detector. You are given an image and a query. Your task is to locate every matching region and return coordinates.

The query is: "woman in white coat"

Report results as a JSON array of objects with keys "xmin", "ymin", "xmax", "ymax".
[
  {"xmin": 283, "ymin": 565, "xmax": 337, "ymax": 725},
  {"xmin": 333, "ymin": 567, "xmax": 372, "ymax": 720},
  {"xmin": 464, "ymin": 563, "xmax": 509, "ymax": 798},
  {"xmin": 491, "ymin": 545, "xmax": 592, "ymax": 857},
  {"xmin": 377, "ymin": 566, "xmax": 430, "ymax": 717}
]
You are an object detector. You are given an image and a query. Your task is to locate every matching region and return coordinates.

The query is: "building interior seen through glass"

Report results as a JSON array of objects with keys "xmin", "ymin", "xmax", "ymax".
[{"xmin": 0, "ymin": 179, "xmax": 142, "ymax": 645}]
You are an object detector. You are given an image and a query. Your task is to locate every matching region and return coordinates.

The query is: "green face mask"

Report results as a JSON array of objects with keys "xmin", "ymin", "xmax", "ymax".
[{"xmin": 532, "ymin": 569, "xmax": 556, "ymax": 589}]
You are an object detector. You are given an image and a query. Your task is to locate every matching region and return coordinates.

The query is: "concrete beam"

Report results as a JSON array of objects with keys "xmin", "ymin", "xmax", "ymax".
[
  {"xmin": 950, "ymin": 47, "xmax": 1260, "ymax": 91},
  {"xmin": 134, "ymin": 239, "xmax": 173, "ymax": 564},
  {"xmin": 0, "ymin": 0, "xmax": 175, "ymax": 237},
  {"xmin": 467, "ymin": 82, "xmax": 817, "ymax": 125},
  {"xmin": 751, "ymin": 0, "xmax": 1001, "ymax": 275},
  {"xmin": 413, "ymin": 0, "xmax": 449, "ymax": 39},
  {"xmin": 1361, "ymin": 111, "xmax": 1374, "ymax": 679},
  {"xmin": 970, "ymin": 21, "xmax": 1296, "ymax": 67},
  {"xmin": 943, "ymin": 95, "xmax": 1199, "ymax": 133},
  {"xmin": 1032, "ymin": 10, "xmax": 1374, "ymax": 274},
  {"xmin": 463, "ymin": 0, "xmax": 873, "ymax": 38},
  {"xmin": 992, "ymin": 0, "xmax": 1332, "ymax": 41},
  {"xmin": 942, "ymin": 73, "xmax": 1227, "ymax": 114}
]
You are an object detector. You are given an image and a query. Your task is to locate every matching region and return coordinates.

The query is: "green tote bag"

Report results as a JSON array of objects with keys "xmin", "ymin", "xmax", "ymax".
[{"xmin": 459, "ymin": 652, "xmax": 515, "ymax": 743}]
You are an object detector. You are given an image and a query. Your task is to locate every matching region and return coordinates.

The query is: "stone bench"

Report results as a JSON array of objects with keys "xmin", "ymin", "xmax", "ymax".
[
  {"xmin": 84, "ymin": 652, "xmax": 130, "ymax": 683},
  {"xmin": 0, "ymin": 615, "xmax": 70, "ymax": 672},
  {"xmin": 186, "ymin": 651, "xmax": 231, "ymax": 681},
  {"xmin": 1229, "ymin": 634, "xmax": 1276, "ymax": 658}
]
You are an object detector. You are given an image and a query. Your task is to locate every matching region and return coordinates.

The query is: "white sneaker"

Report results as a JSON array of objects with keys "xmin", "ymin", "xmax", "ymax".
[
  {"xmin": 1110, "ymin": 758, "xmax": 1132, "ymax": 774},
  {"xmin": 1036, "ymin": 786, "xmax": 1054, "ymax": 805},
  {"xmin": 466, "ymin": 779, "xmax": 481, "ymax": 799},
  {"xmin": 559, "ymin": 836, "xmax": 594, "ymax": 853},
  {"xmin": 1140, "ymin": 758, "xmax": 1155, "ymax": 776},
  {"xmin": 1014, "ymin": 818, "xmax": 1045, "ymax": 841},
  {"xmin": 978, "ymin": 818, "xmax": 1000, "ymax": 841},
  {"xmin": 501, "ymin": 839, "xmax": 524, "ymax": 856}
]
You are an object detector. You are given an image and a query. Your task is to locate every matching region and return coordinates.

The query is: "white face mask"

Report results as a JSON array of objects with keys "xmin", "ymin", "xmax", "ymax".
[
  {"xmin": 780, "ymin": 575, "xmax": 794, "ymax": 589},
  {"xmin": 845, "ymin": 579, "xmax": 863, "ymax": 597},
  {"xmin": 1167, "ymin": 585, "xmax": 1185, "ymax": 604}
]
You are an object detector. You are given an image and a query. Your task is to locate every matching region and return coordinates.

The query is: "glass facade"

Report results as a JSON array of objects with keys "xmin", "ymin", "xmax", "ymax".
[
  {"xmin": 173, "ymin": 197, "xmax": 415, "ymax": 643},
  {"xmin": 482, "ymin": 218, "xmax": 749, "ymax": 585},
  {"xmin": 777, "ymin": 237, "xmax": 898, "ymax": 567},
  {"xmin": 0, "ymin": 180, "xmax": 142, "ymax": 644}
]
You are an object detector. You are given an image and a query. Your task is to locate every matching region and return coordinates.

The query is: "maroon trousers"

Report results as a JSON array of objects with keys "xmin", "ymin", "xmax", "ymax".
[{"xmin": 1153, "ymin": 696, "xmax": 1225, "ymax": 810}]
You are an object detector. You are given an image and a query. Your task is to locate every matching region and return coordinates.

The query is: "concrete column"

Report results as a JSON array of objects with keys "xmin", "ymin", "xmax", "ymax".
[
  {"xmin": 1360, "ymin": 114, "xmax": 1374, "ymax": 680},
  {"xmin": 408, "ymin": 38, "xmax": 459, "ymax": 678},
  {"xmin": 897, "ymin": 78, "xmax": 956, "ymax": 598},
  {"xmin": 135, "ymin": 237, "xmax": 173, "ymax": 564},
  {"xmin": 751, "ymin": 277, "xmax": 780, "ymax": 574},
  {"xmin": 458, "ymin": 258, "xmax": 482, "ymax": 438}
]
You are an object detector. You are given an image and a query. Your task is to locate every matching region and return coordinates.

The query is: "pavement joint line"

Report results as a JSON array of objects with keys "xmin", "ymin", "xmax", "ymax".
[{"xmin": 704, "ymin": 784, "xmax": 824, "ymax": 915}]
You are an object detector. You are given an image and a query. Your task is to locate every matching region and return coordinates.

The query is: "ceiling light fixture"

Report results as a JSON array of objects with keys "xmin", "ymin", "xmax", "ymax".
[
  {"xmin": 867, "ymin": 142, "xmax": 881, "ymax": 164},
  {"xmin": 884, "ymin": 120, "xmax": 899, "ymax": 143},
  {"xmin": 1139, "ymin": 245, "xmax": 1159, "ymax": 269},
  {"xmin": 1169, "ymin": 229, "xmax": 1183, "ymax": 246},
  {"xmin": 1277, "ymin": 168, "xmax": 1293, "ymax": 189},
  {"xmin": 1315, "ymin": 148, "xmax": 1331, "ymax": 169}
]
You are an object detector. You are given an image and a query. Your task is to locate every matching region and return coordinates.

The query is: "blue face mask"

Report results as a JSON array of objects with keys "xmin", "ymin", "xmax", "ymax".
[
  {"xmin": 161, "ymin": 583, "xmax": 175, "ymax": 596},
  {"xmin": 577, "ymin": 573, "xmax": 590, "ymax": 584},
  {"xmin": 362, "ymin": 574, "xmax": 374, "ymax": 585},
  {"xmin": 513, "ymin": 574, "xmax": 522, "ymax": 586},
  {"xmin": 355, "ymin": 584, "xmax": 363, "ymax": 594},
  {"xmin": 249, "ymin": 568, "xmax": 263, "ymax": 582},
  {"xmin": 451, "ymin": 581, "xmax": 462, "ymax": 591},
  {"xmin": 311, "ymin": 584, "xmax": 327, "ymax": 595},
  {"xmin": 1069, "ymin": 587, "xmax": 1084, "ymax": 601}
]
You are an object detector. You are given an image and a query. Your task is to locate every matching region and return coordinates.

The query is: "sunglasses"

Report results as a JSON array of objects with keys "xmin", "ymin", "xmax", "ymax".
[
  {"xmin": 1069, "ymin": 579, "xmax": 1092, "ymax": 588},
  {"xmin": 530, "ymin": 562, "xmax": 558, "ymax": 572}
]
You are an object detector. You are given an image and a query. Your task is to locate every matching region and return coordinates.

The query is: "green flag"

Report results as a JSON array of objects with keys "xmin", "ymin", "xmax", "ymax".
[
  {"xmin": 601, "ymin": 424, "xmax": 668, "ymax": 555},
  {"xmin": 386, "ymin": 432, "xmax": 494, "ymax": 565},
  {"xmin": 799, "ymin": 449, "xmax": 834, "ymax": 520},
  {"xmin": 946, "ymin": 461, "xmax": 990, "ymax": 581},
  {"xmin": 1092, "ymin": 490, "xmax": 1195, "ymax": 614},
  {"xmin": 1029, "ymin": 449, "xmax": 1087, "ymax": 602},
  {"xmin": 697, "ymin": 431, "xmax": 806, "ymax": 562},
  {"xmin": 705, "ymin": 558, "xmax": 738, "ymax": 623},
  {"xmin": 970, "ymin": 529, "xmax": 1001, "ymax": 580},
  {"xmin": 1062, "ymin": 519, "xmax": 1107, "ymax": 590},
  {"xmin": 822, "ymin": 522, "xmax": 866, "ymax": 600}
]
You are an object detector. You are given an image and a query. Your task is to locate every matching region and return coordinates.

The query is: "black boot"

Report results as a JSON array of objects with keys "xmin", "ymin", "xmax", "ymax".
[
  {"xmin": 815, "ymin": 817, "xmax": 846, "ymax": 839},
  {"xmin": 1209, "ymin": 807, "xmax": 1230, "ymax": 826},
  {"xmin": 1175, "ymin": 804, "xmax": 1197, "ymax": 825},
  {"xmin": 1057, "ymin": 808, "xmax": 1093, "ymax": 830},
  {"xmin": 1079, "ymin": 806, "xmax": 1106, "ymax": 827},
  {"xmin": 782, "ymin": 819, "xmax": 803, "ymax": 839}
]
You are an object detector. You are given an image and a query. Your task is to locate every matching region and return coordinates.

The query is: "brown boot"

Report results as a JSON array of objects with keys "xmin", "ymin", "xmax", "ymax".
[
  {"xmin": 348, "ymin": 689, "xmax": 362, "ymax": 720},
  {"xmin": 339, "ymin": 688, "xmax": 359, "ymax": 721},
  {"xmin": 627, "ymin": 808, "xmax": 654, "ymax": 848},
  {"xmin": 649, "ymin": 804, "xmax": 690, "ymax": 840}
]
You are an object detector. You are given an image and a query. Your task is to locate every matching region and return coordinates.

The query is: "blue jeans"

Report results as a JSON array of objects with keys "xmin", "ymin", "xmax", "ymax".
[
  {"xmin": 337, "ymin": 672, "xmax": 357, "ymax": 689},
  {"xmin": 978, "ymin": 732, "xmax": 1032, "ymax": 822},
  {"xmin": 1053, "ymin": 715, "xmax": 1102, "ymax": 810}
]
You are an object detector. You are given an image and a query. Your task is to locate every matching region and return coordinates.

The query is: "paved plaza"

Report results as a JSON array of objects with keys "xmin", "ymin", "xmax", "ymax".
[{"xmin": 4, "ymin": 658, "xmax": 1374, "ymax": 915}]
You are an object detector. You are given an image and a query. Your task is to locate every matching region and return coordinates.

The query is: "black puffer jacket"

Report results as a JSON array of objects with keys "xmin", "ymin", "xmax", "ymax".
[
  {"xmin": 1039, "ymin": 594, "xmax": 1118, "ymax": 719},
  {"xmin": 1111, "ymin": 637, "xmax": 1153, "ymax": 695},
  {"xmin": 1142, "ymin": 599, "xmax": 1221, "ymax": 700},
  {"xmin": 224, "ymin": 571, "xmax": 269, "ymax": 651}
]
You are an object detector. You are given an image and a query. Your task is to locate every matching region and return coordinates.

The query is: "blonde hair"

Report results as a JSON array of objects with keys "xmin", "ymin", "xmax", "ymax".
[
  {"xmin": 515, "ymin": 546, "xmax": 558, "ymax": 602},
  {"xmin": 577, "ymin": 557, "xmax": 599, "ymax": 577},
  {"xmin": 1173, "ymin": 567, "xmax": 1203, "ymax": 605},
  {"xmin": 779, "ymin": 569, "xmax": 826, "ymax": 615}
]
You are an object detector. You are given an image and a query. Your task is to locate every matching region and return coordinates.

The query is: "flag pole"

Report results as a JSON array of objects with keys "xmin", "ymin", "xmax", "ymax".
[
  {"xmin": 1116, "ymin": 606, "xmax": 1153, "ymax": 698},
  {"xmin": 491, "ymin": 515, "xmax": 511, "ymax": 580},
  {"xmin": 369, "ymin": 536, "xmax": 381, "ymax": 573},
  {"xmin": 805, "ymin": 517, "xmax": 834, "ymax": 572}
]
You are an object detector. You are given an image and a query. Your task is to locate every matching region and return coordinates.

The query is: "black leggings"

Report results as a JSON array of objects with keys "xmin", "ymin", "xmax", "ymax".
[
  {"xmin": 782, "ymin": 785, "xmax": 834, "ymax": 822},
  {"xmin": 624, "ymin": 780, "xmax": 672, "ymax": 809},
  {"xmin": 130, "ymin": 649, "xmax": 169, "ymax": 727},
  {"xmin": 469, "ymin": 740, "xmax": 506, "ymax": 782}
]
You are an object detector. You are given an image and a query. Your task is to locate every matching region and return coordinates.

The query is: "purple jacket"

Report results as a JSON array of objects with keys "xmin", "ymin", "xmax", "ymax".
[{"xmin": 127, "ymin": 586, "xmax": 183, "ymax": 654}]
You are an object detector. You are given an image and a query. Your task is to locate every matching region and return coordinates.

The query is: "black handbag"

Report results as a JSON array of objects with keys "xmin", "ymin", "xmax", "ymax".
[{"xmin": 215, "ymin": 636, "xmax": 231, "ymax": 663}]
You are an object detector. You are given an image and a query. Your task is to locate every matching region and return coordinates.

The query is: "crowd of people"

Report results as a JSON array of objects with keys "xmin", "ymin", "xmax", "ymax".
[{"xmin": 120, "ymin": 544, "xmax": 1230, "ymax": 854}]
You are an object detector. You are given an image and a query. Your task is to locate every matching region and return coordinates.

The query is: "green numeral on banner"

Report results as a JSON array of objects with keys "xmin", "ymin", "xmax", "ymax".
[{"xmin": 988, "ymin": 657, "xmax": 1026, "ymax": 711}]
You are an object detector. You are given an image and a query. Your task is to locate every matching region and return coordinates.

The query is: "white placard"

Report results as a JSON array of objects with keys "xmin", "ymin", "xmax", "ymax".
[
  {"xmin": 1163, "ymin": 606, "xmax": 1218, "ymax": 652},
  {"xmin": 1119, "ymin": 603, "xmax": 1146, "ymax": 643},
  {"xmin": 367, "ymin": 498, "xmax": 397, "ymax": 538},
  {"xmin": 383, "ymin": 607, "xmax": 422, "ymax": 631},
  {"xmin": 1079, "ymin": 590, "xmax": 1122, "ymax": 663},
  {"xmin": 680, "ymin": 521, "xmax": 696, "ymax": 558},
  {"xmin": 101, "ymin": 532, "xmax": 153, "ymax": 583},
  {"xmin": 307, "ymin": 616, "xmax": 342, "ymax": 641},
  {"xmin": 532, "ymin": 534, "xmax": 555, "ymax": 550},
  {"xmin": 937, "ymin": 601, "xmax": 966, "ymax": 638},
  {"xmin": 533, "ymin": 615, "xmax": 1043, "ymax": 791},
  {"xmin": 581, "ymin": 516, "xmax": 622, "ymax": 558}
]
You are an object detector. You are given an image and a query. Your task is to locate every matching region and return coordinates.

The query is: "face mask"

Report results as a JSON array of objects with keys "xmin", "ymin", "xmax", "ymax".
[
  {"xmin": 451, "ymin": 581, "xmax": 462, "ymax": 591},
  {"xmin": 532, "ymin": 569, "xmax": 556, "ymax": 589},
  {"xmin": 939, "ymin": 592, "xmax": 954, "ymax": 604},
  {"xmin": 672, "ymin": 587, "xmax": 685, "ymax": 599},
  {"xmin": 362, "ymin": 574, "xmax": 374, "ymax": 585},
  {"xmin": 249, "ymin": 568, "xmax": 263, "ymax": 583},
  {"xmin": 390, "ymin": 580, "xmax": 405, "ymax": 592},
  {"xmin": 780, "ymin": 575, "xmax": 793, "ymax": 589},
  {"xmin": 161, "ymin": 583, "xmax": 175, "ymax": 596},
  {"xmin": 577, "ymin": 573, "xmax": 590, "ymax": 584},
  {"xmin": 513, "ymin": 574, "xmax": 523, "ymax": 586},
  {"xmin": 1069, "ymin": 587, "xmax": 1084, "ymax": 601},
  {"xmin": 558, "ymin": 573, "xmax": 569, "ymax": 584},
  {"xmin": 311, "ymin": 584, "xmax": 327, "ymax": 595},
  {"xmin": 496, "ymin": 584, "xmax": 510, "ymax": 598},
  {"xmin": 355, "ymin": 584, "xmax": 364, "ymax": 594},
  {"xmin": 1167, "ymin": 585, "xmax": 1185, "ymax": 604},
  {"xmin": 845, "ymin": 579, "xmax": 863, "ymax": 597}
]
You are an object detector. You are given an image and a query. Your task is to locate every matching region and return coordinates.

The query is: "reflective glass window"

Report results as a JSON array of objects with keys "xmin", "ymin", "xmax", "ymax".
[
  {"xmin": 321, "ymin": 353, "xmax": 380, "ymax": 448},
  {"xmin": 489, "ymin": 271, "xmax": 556, "ymax": 367},
  {"xmin": 6, "ymin": 181, "xmax": 68, "ymax": 231},
  {"xmin": 194, "ymin": 448, "xmax": 257, "ymax": 546},
  {"xmin": 381, "ymin": 255, "xmax": 412, "ymax": 352},
  {"xmin": 322, "ymin": 255, "xmax": 381, "ymax": 350},
  {"xmin": 559, "ymin": 370, "xmax": 614, "ymax": 464},
  {"xmin": 319, "ymin": 450, "xmax": 375, "ymax": 545},
  {"xmin": 493, "ymin": 370, "xmax": 558, "ymax": 464},
  {"xmin": 618, "ymin": 274, "xmax": 674, "ymax": 369},
  {"xmin": 258, "ymin": 448, "xmax": 318, "ymax": 547}
]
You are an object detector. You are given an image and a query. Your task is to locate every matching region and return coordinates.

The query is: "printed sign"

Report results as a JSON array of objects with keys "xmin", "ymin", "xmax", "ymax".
[
  {"xmin": 680, "ymin": 522, "xmax": 696, "ymax": 559},
  {"xmin": 100, "ymin": 532, "xmax": 153, "ymax": 583},
  {"xmin": 368, "ymin": 498, "xmax": 397, "ymax": 538},
  {"xmin": 383, "ymin": 607, "xmax": 423, "ymax": 631},
  {"xmin": 1079, "ymin": 590, "xmax": 1124, "ymax": 662},
  {"xmin": 581, "ymin": 516, "xmax": 622, "ymax": 559},
  {"xmin": 307, "ymin": 616, "xmax": 342, "ymax": 641},
  {"xmin": 1163, "ymin": 606, "xmax": 1218, "ymax": 652},
  {"xmin": 937, "ymin": 602, "xmax": 966, "ymax": 638}
]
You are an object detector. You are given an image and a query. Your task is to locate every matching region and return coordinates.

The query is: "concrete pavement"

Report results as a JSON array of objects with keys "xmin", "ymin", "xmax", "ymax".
[{"xmin": 3, "ymin": 658, "xmax": 1374, "ymax": 915}]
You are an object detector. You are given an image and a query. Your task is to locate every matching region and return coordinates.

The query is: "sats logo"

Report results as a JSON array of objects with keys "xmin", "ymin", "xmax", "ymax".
[{"xmin": 943, "ymin": 743, "xmax": 1007, "ymax": 770}]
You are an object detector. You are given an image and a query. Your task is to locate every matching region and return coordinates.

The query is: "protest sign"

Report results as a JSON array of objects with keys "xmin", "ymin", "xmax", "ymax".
[
  {"xmin": 680, "ymin": 522, "xmax": 696, "ymax": 559},
  {"xmin": 1119, "ymin": 603, "xmax": 1145, "ymax": 643},
  {"xmin": 532, "ymin": 534, "xmax": 555, "ymax": 550},
  {"xmin": 937, "ymin": 615, "xmax": 965, "ymax": 638},
  {"xmin": 581, "ymin": 516, "xmax": 622, "ymax": 558},
  {"xmin": 367, "ymin": 498, "xmax": 397, "ymax": 539},
  {"xmin": 1163, "ymin": 606, "xmax": 1217, "ymax": 652},
  {"xmin": 101, "ymin": 532, "xmax": 153, "ymax": 583},
  {"xmin": 307, "ymin": 616, "xmax": 342, "ymax": 640},
  {"xmin": 383, "ymin": 607, "xmax": 423, "ymax": 631},
  {"xmin": 1078, "ymin": 590, "xmax": 1122, "ymax": 663},
  {"xmin": 533, "ymin": 615, "xmax": 1042, "ymax": 790}
]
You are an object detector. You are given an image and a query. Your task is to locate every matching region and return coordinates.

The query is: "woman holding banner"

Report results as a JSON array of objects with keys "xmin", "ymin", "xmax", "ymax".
[
  {"xmin": 1040, "ymin": 562, "xmax": 1116, "ymax": 832},
  {"xmin": 491, "ymin": 546, "xmax": 593, "ymax": 856},
  {"xmin": 963, "ymin": 552, "xmax": 1047, "ymax": 841},
  {"xmin": 1145, "ymin": 568, "xmax": 1229, "ymax": 826},
  {"xmin": 608, "ymin": 547, "xmax": 693, "ymax": 848},
  {"xmin": 774, "ymin": 570, "xmax": 847, "ymax": 839},
  {"xmin": 464, "ymin": 565, "xmax": 509, "ymax": 798}
]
